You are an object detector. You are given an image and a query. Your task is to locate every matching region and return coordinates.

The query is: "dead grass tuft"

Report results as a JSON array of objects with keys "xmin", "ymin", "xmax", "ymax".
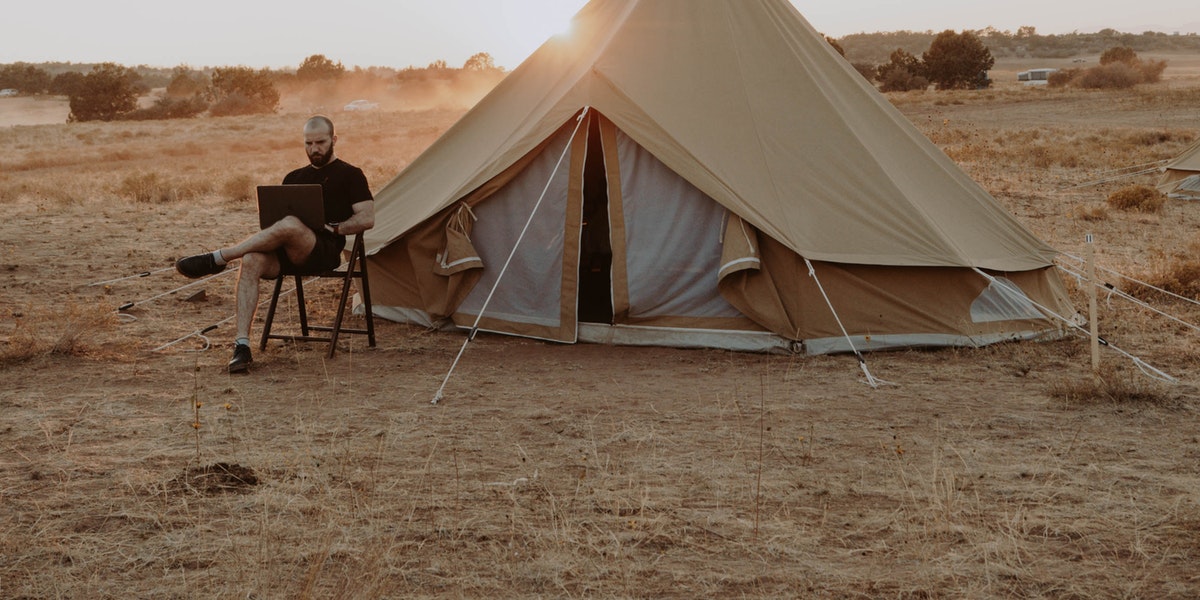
[
  {"xmin": 1125, "ymin": 252, "xmax": 1200, "ymax": 300},
  {"xmin": 1106, "ymin": 185, "xmax": 1166, "ymax": 213},
  {"xmin": 117, "ymin": 171, "xmax": 213, "ymax": 204},
  {"xmin": 1, "ymin": 300, "xmax": 117, "ymax": 364},
  {"xmin": 1071, "ymin": 203, "xmax": 1109, "ymax": 221},
  {"xmin": 221, "ymin": 173, "xmax": 257, "ymax": 202},
  {"xmin": 1047, "ymin": 372, "xmax": 1175, "ymax": 406}
]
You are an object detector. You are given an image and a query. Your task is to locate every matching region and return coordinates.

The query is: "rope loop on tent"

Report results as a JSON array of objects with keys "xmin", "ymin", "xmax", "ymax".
[
  {"xmin": 972, "ymin": 267, "xmax": 1177, "ymax": 384},
  {"xmin": 448, "ymin": 202, "xmax": 478, "ymax": 240},
  {"xmin": 803, "ymin": 258, "xmax": 892, "ymax": 388},
  {"xmin": 432, "ymin": 107, "xmax": 592, "ymax": 405}
]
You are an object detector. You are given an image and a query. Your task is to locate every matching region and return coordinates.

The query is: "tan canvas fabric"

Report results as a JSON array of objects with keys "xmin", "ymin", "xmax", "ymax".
[
  {"xmin": 361, "ymin": 0, "xmax": 1074, "ymax": 352},
  {"xmin": 1158, "ymin": 139, "xmax": 1200, "ymax": 195},
  {"xmin": 366, "ymin": 0, "xmax": 1057, "ymax": 271}
]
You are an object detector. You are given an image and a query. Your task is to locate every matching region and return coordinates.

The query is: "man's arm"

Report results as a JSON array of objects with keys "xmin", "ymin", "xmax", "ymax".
[{"xmin": 327, "ymin": 200, "xmax": 375, "ymax": 236}]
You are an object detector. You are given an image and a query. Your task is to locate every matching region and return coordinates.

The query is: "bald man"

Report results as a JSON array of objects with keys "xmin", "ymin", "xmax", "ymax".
[{"xmin": 176, "ymin": 116, "xmax": 375, "ymax": 373}]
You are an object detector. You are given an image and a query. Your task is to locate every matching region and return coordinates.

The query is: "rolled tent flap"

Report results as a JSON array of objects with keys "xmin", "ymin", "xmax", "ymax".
[{"xmin": 434, "ymin": 204, "xmax": 484, "ymax": 277}]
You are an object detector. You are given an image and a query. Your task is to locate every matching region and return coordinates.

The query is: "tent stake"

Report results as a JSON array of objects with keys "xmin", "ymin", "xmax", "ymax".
[{"xmin": 1087, "ymin": 234, "xmax": 1100, "ymax": 377}]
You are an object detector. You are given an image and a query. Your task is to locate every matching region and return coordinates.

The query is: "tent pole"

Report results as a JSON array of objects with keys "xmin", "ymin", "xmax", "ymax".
[{"xmin": 432, "ymin": 107, "xmax": 591, "ymax": 404}]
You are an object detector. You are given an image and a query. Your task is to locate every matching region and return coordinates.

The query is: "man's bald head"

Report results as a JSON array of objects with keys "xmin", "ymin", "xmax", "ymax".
[
  {"xmin": 305, "ymin": 115, "xmax": 335, "ymax": 137},
  {"xmin": 303, "ymin": 116, "xmax": 337, "ymax": 168}
]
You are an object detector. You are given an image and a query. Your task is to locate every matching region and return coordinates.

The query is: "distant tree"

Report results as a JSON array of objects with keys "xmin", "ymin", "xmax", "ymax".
[
  {"xmin": 462, "ymin": 52, "xmax": 498, "ymax": 71},
  {"xmin": 824, "ymin": 36, "xmax": 845, "ymax": 57},
  {"xmin": 875, "ymin": 48, "xmax": 927, "ymax": 91},
  {"xmin": 922, "ymin": 30, "xmax": 995, "ymax": 90},
  {"xmin": 851, "ymin": 62, "xmax": 878, "ymax": 82},
  {"xmin": 0, "ymin": 64, "xmax": 52, "ymax": 94},
  {"xmin": 67, "ymin": 63, "xmax": 142, "ymax": 122},
  {"xmin": 209, "ymin": 67, "xmax": 279, "ymax": 116},
  {"xmin": 49, "ymin": 71, "xmax": 87, "ymax": 97},
  {"xmin": 1016, "ymin": 25, "xmax": 1038, "ymax": 38},
  {"xmin": 296, "ymin": 54, "xmax": 345, "ymax": 81},
  {"xmin": 1055, "ymin": 47, "xmax": 1167, "ymax": 89},
  {"xmin": 165, "ymin": 66, "xmax": 208, "ymax": 99},
  {"xmin": 428, "ymin": 59, "xmax": 449, "ymax": 71},
  {"xmin": 1100, "ymin": 46, "xmax": 1138, "ymax": 65}
]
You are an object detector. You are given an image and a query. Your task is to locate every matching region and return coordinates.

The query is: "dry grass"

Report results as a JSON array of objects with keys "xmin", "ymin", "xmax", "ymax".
[
  {"xmin": 0, "ymin": 300, "xmax": 117, "ymax": 364},
  {"xmin": 1107, "ymin": 184, "xmax": 1167, "ymax": 213},
  {"xmin": 3, "ymin": 76, "xmax": 1200, "ymax": 599}
]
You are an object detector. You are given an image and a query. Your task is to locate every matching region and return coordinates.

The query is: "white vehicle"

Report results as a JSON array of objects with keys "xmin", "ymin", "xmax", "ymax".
[
  {"xmin": 0, "ymin": 89, "xmax": 18, "ymax": 97},
  {"xmin": 1017, "ymin": 68, "xmax": 1058, "ymax": 85},
  {"xmin": 343, "ymin": 99, "xmax": 379, "ymax": 111}
]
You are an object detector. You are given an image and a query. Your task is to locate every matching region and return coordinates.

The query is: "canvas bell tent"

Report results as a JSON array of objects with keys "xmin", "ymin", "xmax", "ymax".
[
  {"xmin": 1157, "ymin": 139, "xmax": 1200, "ymax": 199},
  {"xmin": 361, "ymin": 0, "xmax": 1074, "ymax": 354}
]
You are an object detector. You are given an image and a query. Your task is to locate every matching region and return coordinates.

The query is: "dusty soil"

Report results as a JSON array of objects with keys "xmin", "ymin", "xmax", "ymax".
[{"xmin": 2, "ymin": 72, "xmax": 1200, "ymax": 598}]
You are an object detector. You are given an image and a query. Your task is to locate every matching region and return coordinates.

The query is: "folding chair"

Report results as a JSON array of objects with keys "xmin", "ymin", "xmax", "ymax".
[{"xmin": 259, "ymin": 233, "xmax": 376, "ymax": 358}]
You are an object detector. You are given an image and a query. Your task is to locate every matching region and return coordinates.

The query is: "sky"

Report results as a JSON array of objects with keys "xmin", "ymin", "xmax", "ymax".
[{"xmin": 4, "ymin": 0, "xmax": 1198, "ymax": 71}]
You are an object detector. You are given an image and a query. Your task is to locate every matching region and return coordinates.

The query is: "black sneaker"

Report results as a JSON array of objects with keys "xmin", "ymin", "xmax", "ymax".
[
  {"xmin": 176, "ymin": 253, "xmax": 225, "ymax": 279},
  {"xmin": 228, "ymin": 343, "xmax": 252, "ymax": 373}
]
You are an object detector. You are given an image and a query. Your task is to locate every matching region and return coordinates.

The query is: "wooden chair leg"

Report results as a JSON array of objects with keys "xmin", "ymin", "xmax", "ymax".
[
  {"xmin": 259, "ymin": 276, "xmax": 286, "ymax": 351},
  {"xmin": 260, "ymin": 233, "xmax": 375, "ymax": 358},
  {"xmin": 293, "ymin": 275, "xmax": 310, "ymax": 337}
]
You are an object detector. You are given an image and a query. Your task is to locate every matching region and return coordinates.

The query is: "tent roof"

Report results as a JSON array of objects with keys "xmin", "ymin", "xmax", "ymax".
[
  {"xmin": 365, "ymin": 0, "xmax": 1057, "ymax": 271},
  {"xmin": 1164, "ymin": 138, "xmax": 1200, "ymax": 173}
]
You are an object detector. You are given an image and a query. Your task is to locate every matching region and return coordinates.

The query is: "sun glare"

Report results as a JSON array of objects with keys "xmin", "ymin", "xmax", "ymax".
[{"xmin": 499, "ymin": 1, "xmax": 582, "ymax": 57}]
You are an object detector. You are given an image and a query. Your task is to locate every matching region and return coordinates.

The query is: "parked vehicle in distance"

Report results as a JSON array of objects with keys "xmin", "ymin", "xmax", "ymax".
[
  {"xmin": 1017, "ymin": 68, "xmax": 1058, "ymax": 85},
  {"xmin": 0, "ymin": 89, "xmax": 18, "ymax": 97},
  {"xmin": 343, "ymin": 99, "xmax": 379, "ymax": 111}
]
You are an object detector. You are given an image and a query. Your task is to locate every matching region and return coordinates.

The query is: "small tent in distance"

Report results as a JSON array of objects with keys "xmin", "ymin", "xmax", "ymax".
[
  {"xmin": 1157, "ymin": 139, "xmax": 1200, "ymax": 199},
  {"xmin": 361, "ymin": 0, "xmax": 1075, "ymax": 354}
]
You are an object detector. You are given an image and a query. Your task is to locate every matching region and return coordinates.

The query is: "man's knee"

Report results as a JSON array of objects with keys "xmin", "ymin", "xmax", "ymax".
[
  {"xmin": 273, "ymin": 216, "xmax": 310, "ymax": 238},
  {"xmin": 240, "ymin": 252, "xmax": 279, "ymax": 280}
]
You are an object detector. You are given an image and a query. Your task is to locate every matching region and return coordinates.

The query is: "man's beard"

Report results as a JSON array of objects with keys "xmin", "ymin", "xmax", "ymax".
[{"xmin": 308, "ymin": 145, "xmax": 334, "ymax": 167}]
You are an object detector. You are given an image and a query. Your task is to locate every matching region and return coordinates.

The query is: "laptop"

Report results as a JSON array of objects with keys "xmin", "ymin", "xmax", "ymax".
[{"xmin": 256, "ymin": 184, "xmax": 325, "ymax": 231}]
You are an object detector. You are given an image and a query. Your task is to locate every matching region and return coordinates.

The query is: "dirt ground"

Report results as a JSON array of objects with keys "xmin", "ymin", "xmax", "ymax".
[{"xmin": 3, "ymin": 65, "xmax": 1200, "ymax": 598}]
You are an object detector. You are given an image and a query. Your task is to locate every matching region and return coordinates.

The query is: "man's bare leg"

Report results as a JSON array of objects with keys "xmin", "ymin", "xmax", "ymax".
[
  {"xmin": 176, "ymin": 216, "xmax": 318, "ymax": 280},
  {"xmin": 226, "ymin": 251, "xmax": 282, "ymax": 373}
]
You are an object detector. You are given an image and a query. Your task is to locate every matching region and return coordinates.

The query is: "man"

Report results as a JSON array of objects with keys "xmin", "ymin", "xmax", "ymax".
[{"xmin": 175, "ymin": 116, "xmax": 374, "ymax": 373}]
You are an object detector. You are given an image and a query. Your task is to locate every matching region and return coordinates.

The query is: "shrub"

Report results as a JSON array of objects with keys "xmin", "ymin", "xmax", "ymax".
[
  {"xmin": 1106, "ymin": 185, "xmax": 1165, "ymax": 212},
  {"xmin": 210, "ymin": 67, "xmax": 279, "ymax": 116},
  {"xmin": 879, "ymin": 69, "xmax": 928, "ymax": 92},
  {"xmin": 1138, "ymin": 59, "xmax": 1167, "ymax": 84},
  {"xmin": 1076, "ymin": 62, "xmax": 1141, "ymax": 89},
  {"xmin": 122, "ymin": 96, "xmax": 209, "ymax": 121},
  {"xmin": 922, "ymin": 30, "xmax": 995, "ymax": 90},
  {"xmin": 67, "ymin": 63, "xmax": 142, "ymax": 122},
  {"xmin": 1047, "ymin": 68, "xmax": 1078, "ymax": 88},
  {"xmin": 1099, "ymin": 46, "xmax": 1138, "ymax": 66},
  {"xmin": 1056, "ymin": 48, "xmax": 1168, "ymax": 89}
]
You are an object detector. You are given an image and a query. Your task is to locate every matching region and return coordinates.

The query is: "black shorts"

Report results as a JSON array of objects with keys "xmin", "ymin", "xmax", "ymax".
[{"xmin": 277, "ymin": 230, "xmax": 346, "ymax": 274}]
